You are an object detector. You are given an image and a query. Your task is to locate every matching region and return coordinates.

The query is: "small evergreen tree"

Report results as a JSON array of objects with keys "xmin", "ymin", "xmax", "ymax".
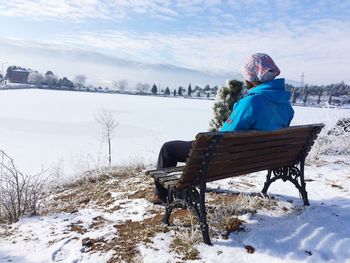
[
  {"xmin": 302, "ymin": 86, "xmax": 309, "ymax": 105},
  {"xmin": 151, "ymin": 83, "xmax": 157, "ymax": 94},
  {"xmin": 178, "ymin": 86, "xmax": 183, "ymax": 96},
  {"xmin": 317, "ymin": 89, "xmax": 323, "ymax": 104},
  {"xmin": 173, "ymin": 89, "xmax": 177, "ymax": 96},
  {"xmin": 209, "ymin": 79, "xmax": 244, "ymax": 131},
  {"xmin": 188, "ymin": 84, "xmax": 192, "ymax": 96},
  {"xmin": 58, "ymin": 77, "xmax": 74, "ymax": 89},
  {"xmin": 292, "ymin": 88, "xmax": 297, "ymax": 103},
  {"xmin": 164, "ymin": 87, "xmax": 170, "ymax": 95}
]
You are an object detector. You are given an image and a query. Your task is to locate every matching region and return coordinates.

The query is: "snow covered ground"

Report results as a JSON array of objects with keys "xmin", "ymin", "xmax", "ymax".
[
  {"xmin": 0, "ymin": 89, "xmax": 349, "ymax": 179},
  {"xmin": 0, "ymin": 89, "xmax": 215, "ymax": 179},
  {"xmin": 0, "ymin": 89, "xmax": 350, "ymax": 263}
]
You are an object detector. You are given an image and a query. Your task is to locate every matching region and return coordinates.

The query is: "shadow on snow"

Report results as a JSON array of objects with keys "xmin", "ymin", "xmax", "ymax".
[{"xmin": 214, "ymin": 194, "xmax": 350, "ymax": 262}]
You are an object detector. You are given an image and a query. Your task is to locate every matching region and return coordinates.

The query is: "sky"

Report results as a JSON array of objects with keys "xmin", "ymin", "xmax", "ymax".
[{"xmin": 0, "ymin": 0, "xmax": 350, "ymax": 87}]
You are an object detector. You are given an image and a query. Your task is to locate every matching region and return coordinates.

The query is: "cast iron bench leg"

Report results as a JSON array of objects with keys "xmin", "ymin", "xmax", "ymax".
[
  {"xmin": 199, "ymin": 182, "xmax": 212, "ymax": 245},
  {"xmin": 261, "ymin": 163, "xmax": 310, "ymax": 206}
]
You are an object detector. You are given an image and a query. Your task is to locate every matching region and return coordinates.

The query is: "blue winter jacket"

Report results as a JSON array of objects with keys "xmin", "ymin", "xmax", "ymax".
[{"xmin": 219, "ymin": 78, "xmax": 294, "ymax": 132}]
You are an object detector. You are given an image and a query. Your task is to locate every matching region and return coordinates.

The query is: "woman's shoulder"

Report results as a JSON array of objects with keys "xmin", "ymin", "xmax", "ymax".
[{"xmin": 235, "ymin": 94, "xmax": 266, "ymax": 113}]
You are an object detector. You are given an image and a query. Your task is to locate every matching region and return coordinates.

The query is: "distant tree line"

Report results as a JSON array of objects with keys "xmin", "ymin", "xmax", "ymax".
[
  {"xmin": 2, "ymin": 65, "xmax": 107, "ymax": 92},
  {"xmin": 286, "ymin": 82, "xmax": 350, "ymax": 106},
  {"xmin": 131, "ymin": 82, "xmax": 218, "ymax": 98},
  {"xmin": 4, "ymin": 65, "xmax": 77, "ymax": 90},
  {"xmin": 2, "ymin": 65, "xmax": 219, "ymax": 99},
  {"xmin": 3, "ymin": 64, "xmax": 349, "ymax": 104}
]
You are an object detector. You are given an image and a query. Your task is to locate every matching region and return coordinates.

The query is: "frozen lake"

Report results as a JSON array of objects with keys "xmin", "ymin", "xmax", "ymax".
[{"xmin": 0, "ymin": 89, "xmax": 349, "ymax": 178}]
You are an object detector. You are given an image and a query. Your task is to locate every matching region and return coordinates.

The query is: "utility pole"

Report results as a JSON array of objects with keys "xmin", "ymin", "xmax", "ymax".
[
  {"xmin": 300, "ymin": 72, "xmax": 305, "ymax": 88},
  {"xmin": 301, "ymin": 72, "xmax": 308, "ymax": 105},
  {"xmin": 1, "ymin": 62, "xmax": 8, "ymax": 83}
]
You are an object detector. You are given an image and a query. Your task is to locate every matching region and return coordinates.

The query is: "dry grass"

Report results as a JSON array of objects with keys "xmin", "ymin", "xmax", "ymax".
[
  {"xmin": 68, "ymin": 221, "xmax": 88, "ymax": 235},
  {"xmin": 78, "ymin": 209, "xmax": 204, "ymax": 262},
  {"xmin": 41, "ymin": 163, "xmax": 151, "ymax": 215},
  {"xmin": 109, "ymin": 214, "xmax": 167, "ymax": 262},
  {"xmin": 76, "ymin": 213, "xmax": 168, "ymax": 262},
  {"xmin": 0, "ymin": 225, "xmax": 13, "ymax": 239},
  {"xmin": 206, "ymin": 193, "xmax": 277, "ymax": 242},
  {"xmin": 170, "ymin": 230, "xmax": 201, "ymax": 261}
]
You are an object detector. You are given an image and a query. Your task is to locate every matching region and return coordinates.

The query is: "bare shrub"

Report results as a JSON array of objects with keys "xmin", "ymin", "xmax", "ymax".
[
  {"xmin": 95, "ymin": 108, "xmax": 119, "ymax": 167},
  {"xmin": 113, "ymin": 79, "xmax": 128, "ymax": 92},
  {"xmin": 0, "ymin": 150, "xmax": 47, "ymax": 223},
  {"xmin": 308, "ymin": 118, "xmax": 350, "ymax": 163}
]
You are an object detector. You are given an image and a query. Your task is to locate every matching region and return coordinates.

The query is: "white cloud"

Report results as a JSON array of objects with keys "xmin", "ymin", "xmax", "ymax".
[
  {"xmin": 30, "ymin": 16, "xmax": 348, "ymax": 84},
  {"xmin": 0, "ymin": 0, "xmax": 180, "ymax": 21},
  {"xmin": 1, "ymin": 0, "xmax": 350, "ymax": 84}
]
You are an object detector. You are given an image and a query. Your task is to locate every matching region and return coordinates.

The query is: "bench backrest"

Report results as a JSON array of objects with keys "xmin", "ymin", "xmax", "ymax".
[{"xmin": 177, "ymin": 123, "xmax": 324, "ymax": 188}]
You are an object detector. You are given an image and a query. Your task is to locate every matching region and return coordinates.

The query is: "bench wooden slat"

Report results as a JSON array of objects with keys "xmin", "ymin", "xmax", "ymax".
[
  {"xmin": 194, "ymin": 124, "xmax": 321, "ymax": 142},
  {"xmin": 159, "ymin": 174, "xmax": 182, "ymax": 184},
  {"xmin": 153, "ymin": 173, "xmax": 180, "ymax": 180},
  {"xmin": 147, "ymin": 166, "xmax": 185, "ymax": 177},
  {"xmin": 188, "ymin": 144, "xmax": 302, "ymax": 162},
  {"xmin": 151, "ymin": 171, "xmax": 167, "ymax": 178},
  {"xmin": 188, "ymin": 139, "xmax": 306, "ymax": 160},
  {"xmin": 184, "ymin": 148, "xmax": 299, "ymax": 175},
  {"xmin": 193, "ymin": 130, "xmax": 311, "ymax": 149},
  {"xmin": 207, "ymin": 155, "xmax": 295, "ymax": 175},
  {"xmin": 201, "ymin": 147, "xmax": 299, "ymax": 169},
  {"xmin": 177, "ymin": 156, "xmax": 296, "ymax": 187},
  {"xmin": 179, "ymin": 154, "xmax": 296, "ymax": 185},
  {"xmin": 186, "ymin": 142, "xmax": 305, "ymax": 170}
]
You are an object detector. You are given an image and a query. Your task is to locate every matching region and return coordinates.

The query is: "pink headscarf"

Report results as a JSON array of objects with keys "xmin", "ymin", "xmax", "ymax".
[{"xmin": 241, "ymin": 53, "xmax": 281, "ymax": 82}]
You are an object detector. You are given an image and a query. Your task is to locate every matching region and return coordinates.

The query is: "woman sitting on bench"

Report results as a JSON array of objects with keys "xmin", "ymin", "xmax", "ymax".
[{"xmin": 149, "ymin": 53, "xmax": 295, "ymax": 204}]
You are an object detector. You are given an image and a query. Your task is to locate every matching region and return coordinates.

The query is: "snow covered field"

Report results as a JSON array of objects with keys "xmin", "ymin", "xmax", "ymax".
[
  {"xmin": 0, "ymin": 89, "xmax": 349, "ymax": 179},
  {"xmin": 0, "ymin": 89, "xmax": 215, "ymax": 178},
  {"xmin": 0, "ymin": 89, "xmax": 350, "ymax": 263}
]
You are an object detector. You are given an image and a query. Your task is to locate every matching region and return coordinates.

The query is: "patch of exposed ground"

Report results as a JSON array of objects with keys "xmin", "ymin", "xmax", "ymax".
[
  {"xmin": 41, "ymin": 164, "xmax": 153, "ymax": 215},
  {"xmin": 81, "ymin": 210, "xmax": 198, "ymax": 262},
  {"xmin": 68, "ymin": 221, "xmax": 88, "ymax": 235}
]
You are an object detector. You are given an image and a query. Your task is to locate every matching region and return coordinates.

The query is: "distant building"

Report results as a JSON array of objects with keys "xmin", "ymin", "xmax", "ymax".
[{"xmin": 8, "ymin": 69, "xmax": 31, "ymax": 83}]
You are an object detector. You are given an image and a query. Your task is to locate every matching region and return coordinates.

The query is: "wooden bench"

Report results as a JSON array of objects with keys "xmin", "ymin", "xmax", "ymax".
[{"xmin": 147, "ymin": 124, "xmax": 324, "ymax": 245}]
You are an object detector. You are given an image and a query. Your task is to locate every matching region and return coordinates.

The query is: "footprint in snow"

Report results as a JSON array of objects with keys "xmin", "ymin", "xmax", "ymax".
[{"xmin": 51, "ymin": 237, "xmax": 82, "ymax": 262}]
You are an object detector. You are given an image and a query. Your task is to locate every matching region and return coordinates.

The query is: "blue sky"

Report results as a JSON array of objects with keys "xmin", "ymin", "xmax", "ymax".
[{"xmin": 0, "ymin": 0, "xmax": 349, "ymax": 86}]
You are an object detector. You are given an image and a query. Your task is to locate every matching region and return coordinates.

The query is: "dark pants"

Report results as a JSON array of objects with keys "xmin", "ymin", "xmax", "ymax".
[{"xmin": 155, "ymin": 140, "xmax": 193, "ymax": 200}]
